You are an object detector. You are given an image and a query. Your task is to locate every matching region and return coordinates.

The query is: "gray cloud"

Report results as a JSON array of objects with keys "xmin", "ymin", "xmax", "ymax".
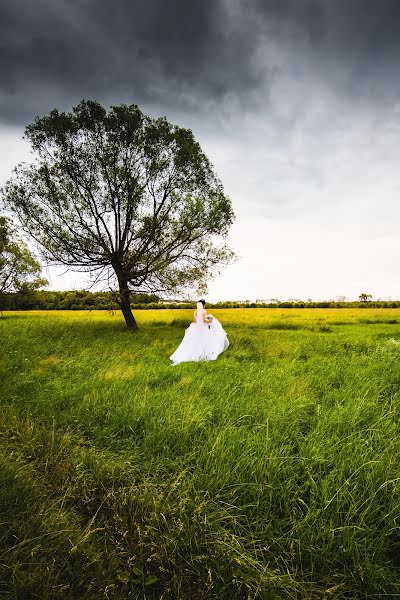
[
  {"xmin": 2, "ymin": 0, "xmax": 400, "ymax": 126},
  {"xmin": 253, "ymin": 0, "xmax": 400, "ymax": 101},
  {"xmin": 0, "ymin": 0, "xmax": 262, "ymax": 124}
]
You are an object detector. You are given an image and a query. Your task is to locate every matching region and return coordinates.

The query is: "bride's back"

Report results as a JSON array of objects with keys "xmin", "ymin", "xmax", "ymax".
[{"xmin": 195, "ymin": 302, "xmax": 206, "ymax": 324}]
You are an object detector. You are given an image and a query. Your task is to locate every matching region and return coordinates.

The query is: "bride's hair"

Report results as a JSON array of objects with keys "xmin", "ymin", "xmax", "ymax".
[{"xmin": 198, "ymin": 299, "xmax": 206, "ymax": 306}]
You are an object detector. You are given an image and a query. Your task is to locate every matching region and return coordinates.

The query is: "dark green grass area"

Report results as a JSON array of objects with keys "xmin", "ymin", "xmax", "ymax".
[{"xmin": 1, "ymin": 310, "xmax": 400, "ymax": 599}]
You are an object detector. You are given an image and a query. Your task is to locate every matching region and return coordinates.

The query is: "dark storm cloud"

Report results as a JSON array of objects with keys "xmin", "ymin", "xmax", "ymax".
[
  {"xmin": 253, "ymin": 0, "xmax": 400, "ymax": 101},
  {"xmin": 1, "ymin": 0, "xmax": 400, "ymax": 126},
  {"xmin": 0, "ymin": 0, "xmax": 262, "ymax": 125},
  {"xmin": 253, "ymin": 0, "xmax": 400, "ymax": 55}
]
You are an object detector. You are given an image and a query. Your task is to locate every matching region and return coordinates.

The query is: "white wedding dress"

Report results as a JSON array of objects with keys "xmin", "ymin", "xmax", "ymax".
[{"xmin": 170, "ymin": 302, "xmax": 229, "ymax": 365}]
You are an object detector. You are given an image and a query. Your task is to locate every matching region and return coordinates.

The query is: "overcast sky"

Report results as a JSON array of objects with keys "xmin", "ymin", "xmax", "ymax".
[{"xmin": 1, "ymin": 0, "xmax": 400, "ymax": 301}]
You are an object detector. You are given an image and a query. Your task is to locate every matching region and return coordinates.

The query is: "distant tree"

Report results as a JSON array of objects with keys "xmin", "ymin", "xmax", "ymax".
[
  {"xmin": 1, "ymin": 100, "xmax": 235, "ymax": 329},
  {"xmin": 0, "ymin": 215, "xmax": 47, "ymax": 293},
  {"xmin": 359, "ymin": 293, "xmax": 372, "ymax": 302}
]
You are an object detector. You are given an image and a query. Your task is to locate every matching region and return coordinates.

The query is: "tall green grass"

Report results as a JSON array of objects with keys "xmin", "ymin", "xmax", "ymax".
[{"xmin": 1, "ymin": 309, "xmax": 400, "ymax": 598}]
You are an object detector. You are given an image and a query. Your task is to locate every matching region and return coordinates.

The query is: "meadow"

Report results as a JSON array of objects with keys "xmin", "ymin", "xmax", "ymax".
[{"xmin": 1, "ymin": 308, "xmax": 400, "ymax": 599}]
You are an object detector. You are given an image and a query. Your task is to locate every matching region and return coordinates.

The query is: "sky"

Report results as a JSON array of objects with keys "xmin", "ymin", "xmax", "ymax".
[{"xmin": 1, "ymin": 0, "xmax": 400, "ymax": 301}]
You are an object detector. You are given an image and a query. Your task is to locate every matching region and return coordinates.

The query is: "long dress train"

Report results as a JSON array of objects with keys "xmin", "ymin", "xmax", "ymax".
[{"xmin": 169, "ymin": 305, "xmax": 229, "ymax": 365}]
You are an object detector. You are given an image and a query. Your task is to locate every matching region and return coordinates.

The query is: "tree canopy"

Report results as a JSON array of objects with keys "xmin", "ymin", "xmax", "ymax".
[
  {"xmin": 0, "ymin": 216, "xmax": 47, "ymax": 294},
  {"xmin": 2, "ymin": 100, "xmax": 235, "ymax": 328},
  {"xmin": 359, "ymin": 293, "xmax": 373, "ymax": 302}
]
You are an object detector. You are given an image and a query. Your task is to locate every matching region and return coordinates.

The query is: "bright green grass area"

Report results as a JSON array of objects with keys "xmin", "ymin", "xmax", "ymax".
[{"xmin": 1, "ymin": 308, "xmax": 400, "ymax": 599}]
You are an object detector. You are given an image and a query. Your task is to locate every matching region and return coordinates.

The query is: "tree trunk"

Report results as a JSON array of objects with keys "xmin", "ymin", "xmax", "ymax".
[{"xmin": 118, "ymin": 279, "xmax": 138, "ymax": 329}]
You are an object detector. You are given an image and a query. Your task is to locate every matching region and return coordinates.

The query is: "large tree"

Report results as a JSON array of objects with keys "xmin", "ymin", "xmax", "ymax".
[
  {"xmin": 0, "ymin": 216, "xmax": 47, "ymax": 293},
  {"xmin": 1, "ymin": 100, "xmax": 235, "ymax": 328}
]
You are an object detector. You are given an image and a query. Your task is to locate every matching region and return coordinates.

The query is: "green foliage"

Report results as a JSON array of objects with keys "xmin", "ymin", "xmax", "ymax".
[
  {"xmin": 1, "ymin": 308, "xmax": 400, "ymax": 598},
  {"xmin": 1, "ymin": 100, "xmax": 235, "ymax": 327},
  {"xmin": 359, "ymin": 293, "xmax": 373, "ymax": 302},
  {"xmin": 0, "ymin": 215, "xmax": 47, "ymax": 293},
  {"xmin": 2, "ymin": 289, "xmax": 400, "ymax": 312},
  {"xmin": 0, "ymin": 289, "xmax": 160, "ymax": 311}
]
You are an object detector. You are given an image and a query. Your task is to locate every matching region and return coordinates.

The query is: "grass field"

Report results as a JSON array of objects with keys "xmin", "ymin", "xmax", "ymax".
[{"xmin": 1, "ymin": 308, "xmax": 400, "ymax": 599}]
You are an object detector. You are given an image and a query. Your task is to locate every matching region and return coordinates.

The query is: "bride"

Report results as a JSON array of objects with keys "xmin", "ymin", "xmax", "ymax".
[{"xmin": 170, "ymin": 299, "xmax": 229, "ymax": 365}]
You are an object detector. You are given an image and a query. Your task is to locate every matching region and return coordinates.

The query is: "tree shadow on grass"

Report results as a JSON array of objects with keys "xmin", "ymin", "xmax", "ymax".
[
  {"xmin": 374, "ymin": 332, "xmax": 400, "ymax": 340},
  {"xmin": 228, "ymin": 321, "xmax": 311, "ymax": 331},
  {"xmin": 358, "ymin": 318, "xmax": 399, "ymax": 325},
  {"xmin": 0, "ymin": 312, "xmax": 34, "ymax": 320},
  {"xmin": 168, "ymin": 318, "xmax": 191, "ymax": 328}
]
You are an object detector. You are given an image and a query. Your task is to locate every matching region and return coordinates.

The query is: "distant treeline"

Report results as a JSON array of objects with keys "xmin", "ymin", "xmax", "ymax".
[
  {"xmin": 0, "ymin": 290, "xmax": 159, "ymax": 311},
  {"xmin": 1, "ymin": 289, "xmax": 400, "ymax": 310}
]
